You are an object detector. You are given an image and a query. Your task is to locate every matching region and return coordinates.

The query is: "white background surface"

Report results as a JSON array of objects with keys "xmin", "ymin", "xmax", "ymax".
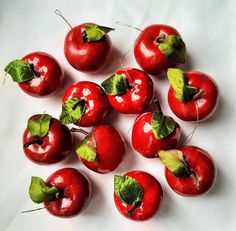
[{"xmin": 0, "ymin": 0, "xmax": 235, "ymax": 230}]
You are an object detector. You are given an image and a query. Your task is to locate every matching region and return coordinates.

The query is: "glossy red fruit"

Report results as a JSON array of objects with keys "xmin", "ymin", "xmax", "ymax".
[
  {"xmin": 64, "ymin": 23, "xmax": 112, "ymax": 73},
  {"xmin": 76, "ymin": 124, "xmax": 126, "ymax": 173},
  {"xmin": 163, "ymin": 146, "xmax": 216, "ymax": 196},
  {"xmin": 114, "ymin": 171, "xmax": 163, "ymax": 221},
  {"xmin": 103, "ymin": 68, "xmax": 153, "ymax": 114},
  {"xmin": 23, "ymin": 115, "xmax": 72, "ymax": 164},
  {"xmin": 168, "ymin": 71, "xmax": 219, "ymax": 121},
  {"xmin": 134, "ymin": 25, "xmax": 186, "ymax": 75},
  {"xmin": 62, "ymin": 81, "xmax": 110, "ymax": 127},
  {"xmin": 132, "ymin": 112, "xmax": 181, "ymax": 158},
  {"xmin": 44, "ymin": 168, "xmax": 91, "ymax": 217},
  {"xmin": 20, "ymin": 52, "xmax": 64, "ymax": 97}
]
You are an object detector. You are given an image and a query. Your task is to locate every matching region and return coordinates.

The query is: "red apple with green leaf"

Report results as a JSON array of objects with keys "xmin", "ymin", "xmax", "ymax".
[
  {"xmin": 159, "ymin": 146, "xmax": 216, "ymax": 196},
  {"xmin": 132, "ymin": 105, "xmax": 181, "ymax": 158},
  {"xmin": 28, "ymin": 168, "xmax": 91, "ymax": 217},
  {"xmin": 101, "ymin": 68, "xmax": 153, "ymax": 114},
  {"xmin": 60, "ymin": 81, "xmax": 110, "ymax": 127},
  {"xmin": 167, "ymin": 68, "xmax": 219, "ymax": 121},
  {"xmin": 4, "ymin": 52, "xmax": 64, "ymax": 97},
  {"xmin": 23, "ymin": 114, "xmax": 72, "ymax": 164},
  {"xmin": 114, "ymin": 171, "xmax": 163, "ymax": 221},
  {"xmin": 75, "ymin": 124, "xmax": 125, "ymax": 173},
  {"xmin": 64, "ymin": 23, "xmax": 114, "ymax": 73},
  {"xmin": 134, "ymin": 24, "xmax": 186, "ymax": 76}
]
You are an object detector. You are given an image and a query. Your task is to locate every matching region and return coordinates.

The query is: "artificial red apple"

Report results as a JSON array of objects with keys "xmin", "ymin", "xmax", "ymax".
[
  {"xmin": 60, "ymin": 81, "xmax": 110, "ymax": 127},
  {"xmin": 134, "ymin": 24, "xmax": 186, "ymax": 76},
  {"xmin": 64, "ymin": 23, "xmax": 114, "ymax": 73},
  {"xmin": 4, "ymin": 52, "xmax": 63, "ymax": 97},
  {"xmin": 114, "ymin": 171, "xmax": 163, "ymax": 221},
  {"xmin": 28, "ymin": 168, "xmax": 91, "ymax": 217},
  {"xmin": 23, "ymin": 114, "xmax": 72, "ymax": 164},
  {"xmin": 159, "ymin": 146, "xmax": 216, "ymax": 196},
  {"xmin": 101, "ymin": 68, "xmax": 153, "ymax": 114},
  {"xmin": 75, "ymin": 124, "xmax": 125, "ymax": 173},
  {"xmin": 167, "ymin": 68, "xmax": 219, "ymax": 121},
  {"xmin": 132, "ymin": 106, "xmax": 181, "ymax": 158}
]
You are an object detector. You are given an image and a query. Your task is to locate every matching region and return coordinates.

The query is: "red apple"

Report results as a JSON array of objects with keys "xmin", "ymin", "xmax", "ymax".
[
  {"xmin": 167, "ymin": 68, "xmax": 219, "ymax": 121},
  {"xmin": 134, "ymin": 24, "xmax": 186, "ymax": 76},
  {"xmin": 132, "ymin": 109, "xmax": 181, "ymax": 158},
  {"xmin": 114, "ymin": 171, "xmax": 163, "ymax": 221},
  {"xmin": 75, "ymin": 124, "xmax": 126, "ymax": 173},
  {"xmin": 101, "ymin": 68, "xmax": 153, "ymax": 114},
  {"xmin": 23, "ymin": 114, "xmax": 72, "ymax": 164},
  {"xmin": 64, "ymin": 23, "xmax": 114, "ymax": 73},
  {"xmin": 60, "ymin": 81, "xmax": 110, "ymax": 127},
  {"xmin": 28, "ymin": 168, "xmax": 91, "ymax": 217},
  {"xmin": 159, "ymin": 146, "xmax": 216, "ymax": 196},
  {"xmin": 4, "ymin": 52, "xmax": 64, "ymax": 97}
]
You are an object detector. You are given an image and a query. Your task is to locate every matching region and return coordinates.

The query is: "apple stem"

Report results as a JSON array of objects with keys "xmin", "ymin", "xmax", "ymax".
[
  {"xmin": 153, "ymin": 99, "xmax": 163, "ymax": 114},
  {"xmin": 55, "ymin": 9, "xmax": 73, "ymax": 29},
  {"xmin": 21, "ymin": 207, "xmax": 46, "ymax": 214},
  {"xmin": 190, "ymin": 172, "xmax": 200, "ymax": 190},
  {"xmin": 192, "ymin": 89, "xmax": 204, "ymax": 100},
  {"xmin": 126, "ymin": 201, "xmax": 141, "ymax": 217},
  {"xmin": 116, "ymin": 21, "xmax": 143, "ymax": 32},
  {"xmin": 23, "ymin": 139, "xmax": 43, "ymax": 148},
  {"xmin": 2, "ymin": 72, "xmax": 7, "ymax": 85},
  {"xmin": 71, "ymin": 127, "xmax": 89, "ymax": 135}
]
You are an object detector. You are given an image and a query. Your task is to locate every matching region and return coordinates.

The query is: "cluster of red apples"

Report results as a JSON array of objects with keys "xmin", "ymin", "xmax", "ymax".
[{"xmin": 5, "ymin": 15, "xmax": 219, "ymax": 221}]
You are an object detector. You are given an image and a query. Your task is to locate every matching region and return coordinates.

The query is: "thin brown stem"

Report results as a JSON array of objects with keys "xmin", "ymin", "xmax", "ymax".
[
  {"xmin": 55, "ymin": 9, "xmax": 73, "ymax": 29},
  {"xmin": 23, "ymin": 139, "xmax": 43, "ymax": 148},
  {"xmin": 21, "ymin": 207, "xmax": 46, "ymax": 214},
  {"xmin": 70, "ymin": 127, "xmax": 89, "ymax": 135}
]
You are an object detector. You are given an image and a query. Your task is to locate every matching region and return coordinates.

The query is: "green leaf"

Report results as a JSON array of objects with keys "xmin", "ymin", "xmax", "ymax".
[
  {"xmin": 29, "ymin": 176, "xmax": 59, "ymax": 204},
  {"xmin": 157, "ymin": 35, "xmax": 186, "ymax": 64},
  {"xmin": 59, "ymin": 98, "xmax": 85, "ymax": 125},
  {"xmin": 167, "ymin": 68, "xmax": 198, "ymax": 102},
  {"xmin": 114, "ymin": 175, "xmax": 143, "ymax": 206},
  {"xmin": 83, "ymin": 23, "xmax": 115, "ymax": 42},
  {"xmin": 27, "ymin": 114, "xmax": 51, "ymax": 140},
  {"xmin": 159, "ymin": 150, "xmax": 189, "ymax": 177},
  {"xmin": 101, "ymin": 73, "xmax": 131, "ymax": 95},
  {"xmin": 76, "ymin": 133, "xmax": 97, "ymax": 162},
  {"xmin": 151, "ymin": 112, "xmax": 176, "ymax": 139},
  {"xmin": 4, "ymin": 59, "xmax": 35, "ymax": 83}
]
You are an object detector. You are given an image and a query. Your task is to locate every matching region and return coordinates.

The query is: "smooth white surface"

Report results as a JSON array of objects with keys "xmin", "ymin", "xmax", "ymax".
[{"xmin": 0, "ymin": 0, "xmax": 235, "ymax": 230}]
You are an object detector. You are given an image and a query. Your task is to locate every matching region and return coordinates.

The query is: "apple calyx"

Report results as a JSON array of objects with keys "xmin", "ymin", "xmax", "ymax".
[
  {"xmin": 101, "ymin": 73, "xmax": 132, "ymax": 95},
  {"xmin": 24, "ymin": 114, "xmax": 52, "ymax": 148},
  {"xmin": 76, "ymin": 132, "xmax": 97, "ymax": 162},
  {"xmin": 167, "ymin": 68, "xmax": 199, "ymax": 102},
  {"xmin": 151, "ymin": 111, "xmax": 176, "ymax": 140},
  {"xmin": 114, "ymin": 175, "xmax": 143, "ymax": 216},
  {"xmin": 59, "ymin": 98, "xmax": 86, "ymax": 125},
  {"xmin": 29, "ymin": 176, "xmax": 59, "ymax": 204},
  {"xmin": 159, "ymin": 150, "xmax": 189, "ymax": 177},
  {"xmin": 4, "ymin": 60, "xmax": 40, "ymax": 83},
  {"xmin": 83, "ymin": 23, "xmax": 115, "ymax": 42},
  {"xmin": 156, "ymin": 35, "xmax": 186, "ymax": 64}
]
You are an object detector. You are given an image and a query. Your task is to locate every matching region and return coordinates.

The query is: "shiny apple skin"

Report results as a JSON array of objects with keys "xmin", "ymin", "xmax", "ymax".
[
  {"xmin": 44, "ymin": 168, "xmax": 91, "ymax": 217},
  {"xmin": 64, "ymin": 23, "xmax": 112, "ymax": 73},
  {"xmin": 168, "ymin": 71, "xmax": 219, "ymax": 121},
  {"xmin": 19, "ymin": 52, "xmax": 64, "ymax": 97},
  {"xmin": 132, "ymin": 112, "xmax": 181, "ymax": 158},
  {"xmin": 114, "ymin": 171, "xmax": 163, "ymax": 221},
  {"xmin": 165, "ymin": 146, "xmax": 216, "ymax": 196},
  {"xmin": 62, "ymin": 81, "xmax": 110, "ymax": 127},
  {"xmin": 107, "ymin": 68, "xmax": 154, "ymax": 114},
  {"xmin": 80, "ymin": 124, "xmax": 126, "ymax": 173},
  {"xmin": 134, "ymin": 24, "xmax": 184, "ymax": 75},
  {"xmin": 23, "ymin": 116, "xmax": 72, "ymax": 164}
]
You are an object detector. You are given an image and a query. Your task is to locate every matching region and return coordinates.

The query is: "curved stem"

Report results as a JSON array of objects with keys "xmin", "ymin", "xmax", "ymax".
[
  {"xmin": 70, "ymin": 127, "xmax": 89, "ymax": 136},
  {"xmin": 127, "ymin": 201, "xmax": 141, "ymax": 217},
  {"xmin": 192, "ymin": 89, "xmax": 204, "ymax": 100},
  {"xmin": 55, "ymin": 9, "xmax": 73, "ymax": 29},
  {"xmin": 153, "ymin": 99, "xmax": 163, "ymax": 114},
  {"xmin": 190, "ymin": 172, "xmax": 200, "ymax": 190},
  {"xmin": 116, "ymin": 21, "xmax": 143, "ymax": 32},
  {"xmin": 23, "ymin": 139, "xmax": 43, "ymax": 148}
]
